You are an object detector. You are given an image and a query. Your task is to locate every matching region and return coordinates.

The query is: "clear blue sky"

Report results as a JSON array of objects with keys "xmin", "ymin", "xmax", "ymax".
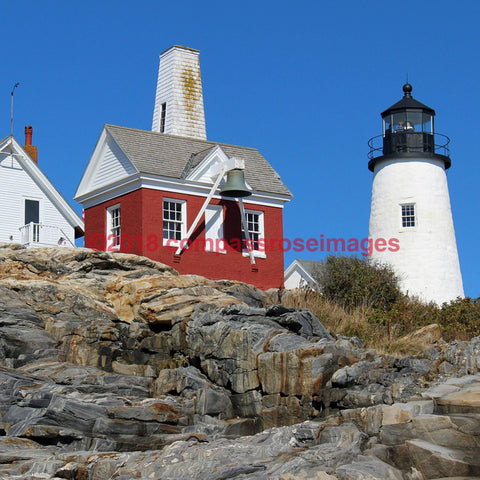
[{"xmin": 1, "ymin": 1, "xmax": 478, "ymax": 297}]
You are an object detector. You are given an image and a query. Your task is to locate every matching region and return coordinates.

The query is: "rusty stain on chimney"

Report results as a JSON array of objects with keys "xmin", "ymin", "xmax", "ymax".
[{"xmin": 23, "ymin": 125, "xmax": 38, "ymax": 164}]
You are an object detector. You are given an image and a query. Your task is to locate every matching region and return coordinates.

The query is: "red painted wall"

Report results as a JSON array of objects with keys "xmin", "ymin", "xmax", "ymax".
[
  {"xmin": 84, "ymin": 190, "xmax": 143, "ymax": 254},
  {"xmin": 84, "ymin": 187, "xmax": 285, "ymax": 290}
]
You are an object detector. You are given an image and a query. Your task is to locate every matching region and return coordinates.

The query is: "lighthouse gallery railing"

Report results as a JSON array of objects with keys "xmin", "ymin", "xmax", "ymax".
[{"xmin": 368, "ymin": 132, "xmax": 450, "ymax": 160}]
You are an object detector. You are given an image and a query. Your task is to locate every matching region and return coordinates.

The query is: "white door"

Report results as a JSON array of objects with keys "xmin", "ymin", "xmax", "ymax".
[{"xmin": 205, "ymin": 205, "xmax": 226, "ymax": 253}]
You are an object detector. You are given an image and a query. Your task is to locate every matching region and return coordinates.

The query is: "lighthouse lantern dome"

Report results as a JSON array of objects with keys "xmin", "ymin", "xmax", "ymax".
[
  {"xmin": 368, "ymin": 83, "xmax": 450, "ymax": 171},
  {"xmin": 381, "ymin": 83, "xmax": 435, "ymax": 136}
]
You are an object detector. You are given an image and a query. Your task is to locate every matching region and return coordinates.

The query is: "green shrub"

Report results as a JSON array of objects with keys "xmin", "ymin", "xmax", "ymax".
[
  {"xmin": 313, "ymin": 255, "xmax": 403, "ymax": 311},
  {"xmin": 368, "ymin": 296, "xmax": 440, "ymax": 340},
  {"xmin": 438, "ymin": 297, "xmax": 480, "ymax": 341},
  {"xmin": 287, "ymin": 255, "xmax": 480, "ymax": 352}
]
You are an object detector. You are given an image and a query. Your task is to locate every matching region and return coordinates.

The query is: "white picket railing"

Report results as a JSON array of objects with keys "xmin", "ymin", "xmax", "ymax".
[{"xmin": 19, "ymin": 223, "xmax": 74, "ymax": 248}]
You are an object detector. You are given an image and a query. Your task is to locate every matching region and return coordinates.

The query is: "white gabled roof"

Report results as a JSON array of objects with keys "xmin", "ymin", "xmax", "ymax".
[
  {"xmin": 75, "ymin": 126, "xmax": 138, "ymax": 200},
  {"xmin": 0, "ymin": 136, "xmax": 84, "ymax": 237},
  {"xmin": 284, "ymin": 259, "xmax": 320, "ymax": 290}
]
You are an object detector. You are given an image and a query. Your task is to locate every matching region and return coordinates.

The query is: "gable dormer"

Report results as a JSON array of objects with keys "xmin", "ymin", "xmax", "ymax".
[{"xmin": 184, "ymin": 145, "xmax": 252, "ymax": 193}]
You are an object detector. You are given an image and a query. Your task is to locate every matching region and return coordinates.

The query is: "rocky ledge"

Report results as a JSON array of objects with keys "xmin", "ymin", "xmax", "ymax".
[{"xmin": 0, "ymin": 245, "xmax": 478, "ymax": 479}]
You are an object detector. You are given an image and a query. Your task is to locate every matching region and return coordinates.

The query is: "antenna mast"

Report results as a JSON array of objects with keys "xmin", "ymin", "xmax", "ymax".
[
  {"xmin": 11, "ymin": 82, "xmax": 19, "ymax": 137},
  {"xmin": 10, "ymin": 83, "xmax": 19, "ymax": 163}
]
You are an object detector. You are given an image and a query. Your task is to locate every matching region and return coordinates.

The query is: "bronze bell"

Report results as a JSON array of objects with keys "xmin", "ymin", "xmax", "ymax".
[{"xmin": 219, "ymin": 169, "xmax": 252, "ymax": 197}]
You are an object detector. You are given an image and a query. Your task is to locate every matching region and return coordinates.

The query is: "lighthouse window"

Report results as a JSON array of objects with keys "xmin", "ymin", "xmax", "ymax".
[
  {"xmin": 423, "ymin": 113, "xmax": 433, "ymax": 134},
  {"xmin": 401, "ymin": 204, "xmax": 416, "ymax": 228},
  {"xmin": 163, "ymin": 199, "xmax": 186, "ymax": 244},
  {"xmin": 406, "ymin": 111, "xmax": 422, "ymax": 131}
]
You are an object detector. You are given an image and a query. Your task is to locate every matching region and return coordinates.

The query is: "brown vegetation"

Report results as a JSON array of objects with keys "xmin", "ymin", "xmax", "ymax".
[{"xmin": 282, "ymin": 256, "xmax": 480, "ymax": 356}]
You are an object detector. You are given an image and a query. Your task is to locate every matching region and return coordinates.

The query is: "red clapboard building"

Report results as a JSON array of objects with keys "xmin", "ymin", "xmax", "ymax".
[{"xmin": 75, "ymin": 46, "xmax": 292, "ymax": 290}]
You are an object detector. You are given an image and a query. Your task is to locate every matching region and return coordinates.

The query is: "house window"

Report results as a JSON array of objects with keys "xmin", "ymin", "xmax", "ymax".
[
  {"xmin": 242, "ymin": 209, "xmax": 265, "ymax": 254},
  {"xmin": 163, "ymin": 199, "xmax": 186, "ymax": 244},
  {"xmin": 107, "ymin": 204, "xmax": 121, "ymax": 250},
  {"xmin": 401, "ymin": 204, "xmax": 415, "ymax": 228},
  {"xmin": 160, "ymin": 103, "xmax": 167, "ymax": 133}
]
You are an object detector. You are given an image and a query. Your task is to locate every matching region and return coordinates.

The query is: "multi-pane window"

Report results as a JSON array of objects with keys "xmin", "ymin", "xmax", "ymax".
[
  {"xmin": 401, "ymin": 204, "xmax": 415, "ymax": 228},
  {"xmin": 163, "ymin": 199, "xmax": 185, "ymax": 242},
  {"xmin": 107, "ymin": 205, "xmax": 121, "ymax": 249},
  {"xmin": 242, "ymin": 210, "xmax": 263, "ymax": 251}
]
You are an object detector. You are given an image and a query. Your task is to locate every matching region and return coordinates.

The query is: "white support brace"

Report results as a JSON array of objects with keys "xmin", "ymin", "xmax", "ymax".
[
  {"xmin": 238, "ymin": 198, "xmax": 256, "ymax": 265},
  {"xmin": 175, "ymin": 166, "xmax": 226, "ymax": 255}
]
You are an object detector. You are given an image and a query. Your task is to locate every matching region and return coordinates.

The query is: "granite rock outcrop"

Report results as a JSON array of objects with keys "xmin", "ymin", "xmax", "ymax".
[{"xmin": 0, "ymin": 245, "xmax": 478, "ymax": 479}]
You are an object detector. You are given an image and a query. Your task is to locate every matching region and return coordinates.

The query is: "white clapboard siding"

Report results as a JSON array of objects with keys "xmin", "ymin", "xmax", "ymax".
[
  {"xmin": 89, "ymin": 139, "xmax": 137, "ymax": 192},
  {"xmin": 152, "ymin": 46, "xmax": 206, "ymax": 140},
  {"xmin": 152, "ymin": 49, "xmax": 175, "ymax": 133},
  {"xmin": 0, "ymin": 155, "xmax": 75, "ymax": 245}
]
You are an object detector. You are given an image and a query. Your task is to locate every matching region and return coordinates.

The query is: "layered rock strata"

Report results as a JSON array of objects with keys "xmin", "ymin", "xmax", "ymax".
[{"xmin": 0, "ymin": 245, "xmax": 478, "ymax": 479}]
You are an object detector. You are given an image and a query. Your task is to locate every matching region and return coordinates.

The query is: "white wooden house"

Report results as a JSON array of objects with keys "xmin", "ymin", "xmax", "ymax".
[
  {"xmin": 284, "ymin": 259, "xmax": 322, "ymax": 290},
  {"xmin": 0, "ymin": 129, "xmax": 84, "ymax": 247}
]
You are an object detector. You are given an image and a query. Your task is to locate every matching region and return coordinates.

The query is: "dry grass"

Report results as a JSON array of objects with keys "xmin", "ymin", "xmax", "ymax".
[
  {"xmin": 380, "ymin": 336, "xmax": 434, "ymax": 356},
  {"xmin": 280, "ymin": 289, "xmax": 440, "ymax": 356}
]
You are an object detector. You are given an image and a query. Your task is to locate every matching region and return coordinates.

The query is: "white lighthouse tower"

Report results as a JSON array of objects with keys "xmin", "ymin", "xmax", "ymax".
[{"xmin": 368, "ymin": 83, "xmax": 463, "ymax": 304}]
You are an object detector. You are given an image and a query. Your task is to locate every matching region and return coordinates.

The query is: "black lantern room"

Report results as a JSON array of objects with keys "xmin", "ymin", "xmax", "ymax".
[{"xmin": 368, "ymin": 84, "xmax": 451, "ymax": 171}]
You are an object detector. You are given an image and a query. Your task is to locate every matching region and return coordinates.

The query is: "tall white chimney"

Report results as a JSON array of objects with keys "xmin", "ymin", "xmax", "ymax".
[{"xmin": 152, "ymin": 45, "xmax": 207, "ymax": 140}]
